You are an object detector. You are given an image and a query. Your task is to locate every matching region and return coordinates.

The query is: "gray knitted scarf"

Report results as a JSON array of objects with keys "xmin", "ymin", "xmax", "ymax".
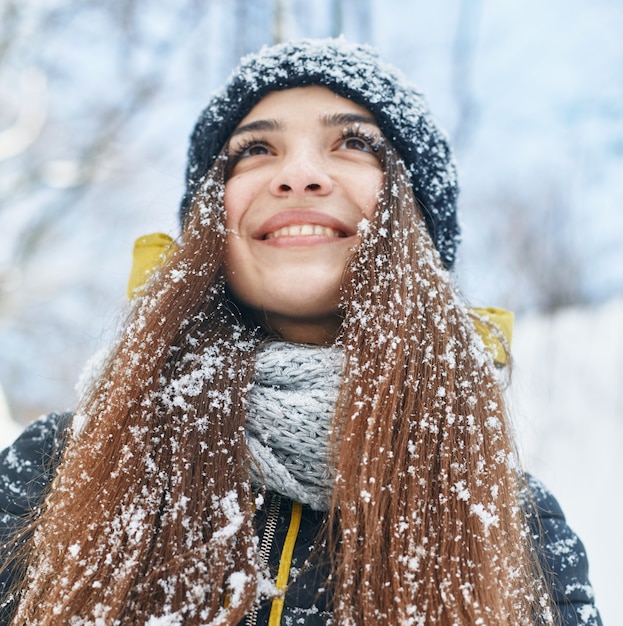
[{"xmin": 245, "ymin": 342, "xmax": 344, "ymax": 511}]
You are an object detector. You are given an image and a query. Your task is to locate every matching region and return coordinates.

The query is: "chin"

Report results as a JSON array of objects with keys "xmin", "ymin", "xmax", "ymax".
[{"xmin": 274, "ymin": 279, "xmax": 341, "ymax": 307}]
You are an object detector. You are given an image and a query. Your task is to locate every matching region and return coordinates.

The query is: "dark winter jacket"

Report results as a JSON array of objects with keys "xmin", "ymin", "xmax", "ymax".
[{"xmin": 0, "ymin": 413, "xmax": 603, "ymax": 625}]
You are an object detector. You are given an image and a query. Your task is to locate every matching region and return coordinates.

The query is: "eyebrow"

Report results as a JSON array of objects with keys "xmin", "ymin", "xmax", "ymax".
[
  {"xmin": 320, "ymin": 112, "xmax": 378, "ymax": 127},
  {"xmin": 230, "ymin": 112, "xmax": 379, "ymax": 138},
  {"xmin": 230, "ymin": 119, "xmax": 283, "ymax": 137}
]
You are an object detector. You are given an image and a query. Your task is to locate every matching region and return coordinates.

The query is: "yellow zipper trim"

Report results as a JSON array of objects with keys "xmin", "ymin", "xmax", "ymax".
[
  {"xmin": 268, "ymin": 501, "xmax": 303, "ymax": 626},
  {"xmin": 126, "ymin": 232, "xmax": 175, "ymax": 298},
  {"xmin": 471, "ymin": 307, "xmax": 514, "ymax": 365}
]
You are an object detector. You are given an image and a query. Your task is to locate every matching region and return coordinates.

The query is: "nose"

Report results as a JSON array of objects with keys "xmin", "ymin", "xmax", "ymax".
[{"xmin": 269, "ymin": 149, "xmax": 333, "ymax": 196}]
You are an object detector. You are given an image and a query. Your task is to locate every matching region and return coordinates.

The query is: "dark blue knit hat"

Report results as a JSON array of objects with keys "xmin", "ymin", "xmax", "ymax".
[{"xmin": 181, "ymin": 38, "xmax": 460, "ymax": 268}]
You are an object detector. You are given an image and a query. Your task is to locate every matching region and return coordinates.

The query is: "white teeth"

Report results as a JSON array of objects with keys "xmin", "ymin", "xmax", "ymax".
[{"xmin": 266, "ymin": 224, "xmax": 342, "ymax": 239}]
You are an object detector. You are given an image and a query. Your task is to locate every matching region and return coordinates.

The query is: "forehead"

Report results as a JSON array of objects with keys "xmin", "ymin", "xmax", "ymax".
[{"xmin": 234, "ymin": 85, "xmax": 377, "ymax": 128}]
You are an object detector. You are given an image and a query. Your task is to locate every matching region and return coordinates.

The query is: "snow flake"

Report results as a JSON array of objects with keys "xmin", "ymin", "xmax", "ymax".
[{"xmin": 470, "ymin": 502, "xmax": 499, "ymax": 535}]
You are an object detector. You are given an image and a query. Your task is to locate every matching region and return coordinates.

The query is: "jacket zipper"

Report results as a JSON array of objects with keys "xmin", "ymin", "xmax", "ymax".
[{"xmin": 246, "ymin": 493, "xmax": 281, "ymax": 626}]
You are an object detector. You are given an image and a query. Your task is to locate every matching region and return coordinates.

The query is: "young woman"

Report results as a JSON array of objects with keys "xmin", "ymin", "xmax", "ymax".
[{"xmin": 0, "ymin": 39, "xmax": 602, "ymax": 625}]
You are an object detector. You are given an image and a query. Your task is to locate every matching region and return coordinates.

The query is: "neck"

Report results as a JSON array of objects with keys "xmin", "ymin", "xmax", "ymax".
[{"xmin": 264, "ymin": 312, "xmax": 342, "ymax": 345}]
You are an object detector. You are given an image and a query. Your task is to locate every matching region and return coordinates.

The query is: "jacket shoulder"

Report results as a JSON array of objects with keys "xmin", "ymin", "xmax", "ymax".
[
  {"xmin": 0, "ymin": 413, "xmax": 71, "ymax": 623},
  {"xmin": 526, "ymin": 474, "xmax": 603, "ymax": 626},
  {"xmin": 0, "ymin": 412, "xmax": 71, "ymax": 520}
]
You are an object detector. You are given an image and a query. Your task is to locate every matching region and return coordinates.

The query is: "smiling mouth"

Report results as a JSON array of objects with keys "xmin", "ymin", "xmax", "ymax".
[{"xmin": 264, "ymin": 224, "xmax": 346, "ymax": 240}]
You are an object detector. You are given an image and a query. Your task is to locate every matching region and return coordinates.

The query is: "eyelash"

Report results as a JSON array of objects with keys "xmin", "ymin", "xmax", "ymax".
[
  {"xmin": 226, "ymin": 125, "xmax": 384, "ymax": 174},
  {"xmin": 228, "ymin": 136, "xmax": 269, "ymax": 161},
  {"xmin": 225, "ymin": 136, "xmax": 269, "ymax": 177},
  {"xmin": 338, "ymin": 126, "xmax": 383, "ymax": 153}
]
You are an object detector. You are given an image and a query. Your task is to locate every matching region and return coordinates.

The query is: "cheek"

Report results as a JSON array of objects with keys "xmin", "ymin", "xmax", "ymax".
[
  {"xmin": 223, "ymin": 178, "xmax": 250, "ymax": 228},
  {"xmin": 357, "ymin": 170, "xmax": 383, "ymax": 219},
  {"xmin": 222, "ymin": 190, "xmax": 237, "ymax": 229},
  {"xmin": 223, "ymin": 238, "xmax": 250, "ymax": 304},
  {"xmin": 223, "ymin": 226, "xmax": 249, "ymax": 274}
]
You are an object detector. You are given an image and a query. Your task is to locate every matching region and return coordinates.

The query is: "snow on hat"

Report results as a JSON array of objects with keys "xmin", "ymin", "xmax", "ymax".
[{"xmin": 180, "ymin": 38, "xmax": 460, "ymax": 268}]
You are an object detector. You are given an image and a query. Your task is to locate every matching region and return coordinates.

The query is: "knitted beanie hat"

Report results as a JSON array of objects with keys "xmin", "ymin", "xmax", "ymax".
[{"xmin": 181, "ymin": 38, "xmax": 460, "ymax": 268}]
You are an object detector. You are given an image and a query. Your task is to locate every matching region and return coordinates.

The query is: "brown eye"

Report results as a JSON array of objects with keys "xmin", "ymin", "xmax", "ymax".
[
  {"xmin": 341, "ymin": 136, "xmax": 373, "ymax": 152},
  {"xmin": 337, "ymin": 127, "xmax": 381, "ymax": 155},
  {"xmin": 226, "ymin": 139, "xmax": 271, "ymax": 176},
  {"xmin": 238, "ymin": 143, "xmax": 270, "ymax": 158}
]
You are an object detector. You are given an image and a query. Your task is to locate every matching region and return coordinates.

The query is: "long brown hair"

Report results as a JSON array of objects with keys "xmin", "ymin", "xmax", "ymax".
[
  {"xmin": 10, "ymin": 147, "xmax": 553, "ymax": 624},
  {"xmin": 328, "ymin": 150, "xmax": 553, "ymax": 623}
]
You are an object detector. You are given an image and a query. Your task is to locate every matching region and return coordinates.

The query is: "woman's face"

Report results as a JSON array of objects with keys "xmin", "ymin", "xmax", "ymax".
[{"xmin": 224, "ymin": 86, "xmax": 383, "ymax": 344}]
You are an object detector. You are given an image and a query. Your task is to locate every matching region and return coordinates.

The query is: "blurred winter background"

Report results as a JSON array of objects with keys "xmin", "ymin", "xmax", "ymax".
[{"xmin": 0, "ymin": 0, "xmax": 620, "ymax": 622}]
